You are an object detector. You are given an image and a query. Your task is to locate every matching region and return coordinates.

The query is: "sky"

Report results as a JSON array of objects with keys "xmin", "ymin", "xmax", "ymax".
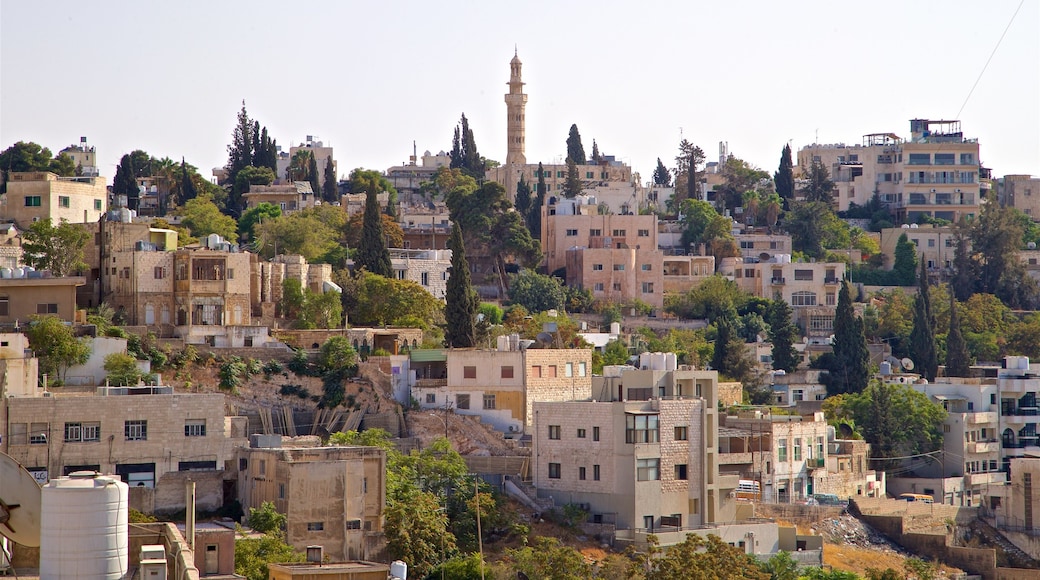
[{"xmin": 2, "ymin": 0, "xmax": 1038, "ymax": 185}]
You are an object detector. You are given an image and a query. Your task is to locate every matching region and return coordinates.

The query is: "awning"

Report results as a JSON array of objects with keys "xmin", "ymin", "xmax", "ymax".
[{"xmin": 409, "ymin": 349, "xmax": 447, "ymax": 363}]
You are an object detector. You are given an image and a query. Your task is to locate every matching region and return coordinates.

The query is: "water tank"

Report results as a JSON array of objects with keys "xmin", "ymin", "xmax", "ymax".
[
  {"xmin": 390, "ymin": 560, "xmax": 408, "ymax": 580},
  {"xmin": 12, "ymin": 268, "xmax": 24, "ymax": 279},
  {"xmin": 610, "ymin": 322, "xmax": 621, "ymax": 336},
  {"xmin": 879, "ymin": 361, "xmax": 892, "ymax": 375},
  {"xmin": 0, "ymin": 268, "xmax": 10, "ymax": 279},
  {"xmin": 40, "ymin": 473, "xmax": 129, "ymax": 579},
  {"xmin": 664, "ymin": 352, "xmax": 678, "ymax": 371}
]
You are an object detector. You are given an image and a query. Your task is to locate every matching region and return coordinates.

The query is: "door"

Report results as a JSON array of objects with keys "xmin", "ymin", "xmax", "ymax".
[{"xmin": 205, "ymin": 544, "xmax": 219, "ymax": 574}]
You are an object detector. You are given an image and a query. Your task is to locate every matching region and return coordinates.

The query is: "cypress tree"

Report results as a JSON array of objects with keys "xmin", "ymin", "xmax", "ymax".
[
  {"xmin": 529, "ymin": 162, "xmax": 547, "ymax": 240},
  {"xmin": 893, "ymin": 233, "xmax": 918, "ymax": 286},
  {"xmin": 591, "ymin": 139, "xmax": 601, "ymax": 164},
  {"xmin": 909, "ymin": 261, "xmax": 938, "ymax": 380},
  {"xmin": 711, "ymin": 312, "xmax": 735, "ymax": 374},
  {"xmin": 945, "ymin": 293, "xmax": 970, "ymax": 377},
  {"xmin": 251, "ymin": 120, "xmax": 262, "ymax": 167},
  {"xmin": 356, "ymin": 188, "xmax": 393, "ymax": 277},
  {"xmin": 951, "ymin": 223, "xmax": 975, "ymax": 301},
  {"xmin": 114, "ymin": 154, "xmax": 139, "ymax": 210},
  {"xmin": 322, "ymin": 155, "xmax": 337, "ymax": 203},
  {"xmin": 514, "ymin": 175, "xmax": 532, "ymax": 228},
  {"xmin": 564, "ymin": 158, "xmax": 582, "ymax": 198},
  {"xmin": 445, "ymin": 223, "xmax": 477, "ymax": 348},
  {"xmin": 566, "ymin": 124, "xmax": 586, "ymax": 164},
  {"xmin": 774, "ymin": 143, "xmax": 795, "ymax": 203},
  {"xmin": 767, "ymin": 297, "xmax": 801, "ymax": 372},
  {"xmin": 825, "ymin": 282, "xmax": 871, "ymax": 395},
  {"xmin": 179, "ymin": 157, "xmax": 196, "ymax": 205},
  {"xmin": 652, "ymin": 158, "xmax": 671, "ymax": 187},
  {"xmin": 307, "ymin": 153, "xmax": 321, "ymax": 198}
]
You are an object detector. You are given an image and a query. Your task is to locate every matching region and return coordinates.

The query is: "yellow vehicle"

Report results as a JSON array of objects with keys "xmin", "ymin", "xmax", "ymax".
[
  {"xmin": 735, "ymin": 480, "xmax": 761, "ymax": 501},
  {"xmin": 898, "ymin": 493, "xmax": 934, "ymax": 504}
]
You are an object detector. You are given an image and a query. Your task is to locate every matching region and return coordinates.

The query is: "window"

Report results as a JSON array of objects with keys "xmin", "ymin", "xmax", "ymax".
[
  {"xmin": 531, "ymin": 366, "xmax": 542, "ymax": 378},
  {"xmin": 64, "ymin": 422, "xmax": 99, "ymax": 442},
  {"xmin": 674, "ymin": 426, "xmax": 689, "ymax": 441},
  {"xmin": 346, "ymin": 519, "xmax": 362, "ymax": 530},
  {"xmin": 593, "ymin": 426, "xmax": 600, "ymax": 441},
  {"xmin": 548, "ymin": 425, "xmax": 561, "ymax": 439},
  {"xmin": 566, "ymin": 229, "xmax": 578, "ymax": 236},
  {"xmin": 548, "ymin": 462, "xmax": 561, "ymax": 479},
  {"xmin": 612, "ymin": 229, "xmax": 626, "ymax": 237},
  {"xmin": 612, "ymin": 283, "xmax": 622, "ymax": 291},
  {"xmin": 589, "ymin": 229, "xmax": 601, "ymax": 236},
  {"xmin": 791, "ymin": 291, "xmax": 817, "ymax": 306},
  {"xmin": 565, "ymin": 362, "xmax": 573, "ymax": 377},
  {"xmin": 675, "ymin": 464, "xmax": 688, "ymax": 480},
  {"xmin": 463, "ymin": 366, "xmax": 477, "ymax": 379},
  {"xmin": 593, "ymin": 464, "xmax": 601, "ymax": 480},
  {"xmin": 94, "ymin": 199, "xmax": 103, "ymax": 210},
  {"xmin": 641, "ymin": 282, "xmax": 654, "ymax": 293},
  {"xmin": 636, "ymin": 458, "xmax": 660, "ymax": 481},
  {"xmin": 826, "ymin": 292, "xmax": 836, "ymax": 306},
  {"xmin": 37, "ymin": 304, "xmax": 59, "ymax": 314},
  {"xmin": 456, "ymin": 394, "xmax": 470, "ymax": 410},
  {"xmin": 24, "ymin": 196, "xmax": 42, "ymax": 207},
  {"xmin": 594, "ymin": 283, "xmax": 604, "ymax": 291},
  {"xmin": 153, "ymin": 266, "xmax": 167, "ymax": 279},
  {"xmin": 29, "ymin": 423, "xmax": 48, "ymax": 444},
  {"xmin": 592, "ymin": 264, "xmax": 604, "ymax": 271},
  {"xmin": 641, "ymin": 264, "xmax": 651, "ymax": 271},
  {"xmin": 307, "ymin": 522, "xmax": 324, "ymax": 532},
  {"xmin": 0, "ymin": 296, "xmax": 8, "ymax": 316},
  {"xmin": 613, "ymin": 264, "xmax": 625, "ymax": 271},
  {"xmin": 793, "ymin": 438, "xmax": 802, "ymax": 461},
  {"xmin": 579, "ymin": 467, "xmax": 587, "ymax": 480},
  {"xmin": 638, "ymin": 229, "xmax": 650, "ymax": 237},
  {"xmin": 577, "ymin": 428, "xmax": 586, "ymax": 438},
  {"xmin": 125, "ymin": 420, "xmax": 147, "ymax": 441},
  {"xmin": 578, "ymin": 362, "xmax": 587, "ymax": 377},
  {"xmin": 421, "ymin": 272, "xmax": 429, "ymax": 286},
  {"xmin": 626, "ymin": 414, "xmax": 659, "ymax": 444},
  {"xmin": 778, "ymin": 438, "xmax": 788, "ymax": 462},
  {"xmin": 425, "ymin": 393, "xmax": 436, "ymax": 404},
  {"xmin": 934, "ymin": 153, "xmax": 955, "ymax": 166},
  {"xmin": 908, "ymin": 153, "xmax": 931, "ymax": 165},
  {"xmin": 501, "ymin": 366, "xmax": 514, "ymax": 379},
  {"xmin": 794, "ymin": 269, "xmax": 814, "ymax": 281},
  {"xmin": 184, "ymin": 420, "xmax": 206, "ymax": 437},
  {"xmin": 483, "ymin": 394, "xmax": 496, "ymax": 409},
  {"xmin": 547, "ymin": 365, "xmax": 557, "ymax": 378},
  {"xmin": 279, "ymin": 484, "xmax": 286, "ymax": 499},
  {"xmin": 58, "ymin": 196, "xmax": 70, "ymax": 208}
]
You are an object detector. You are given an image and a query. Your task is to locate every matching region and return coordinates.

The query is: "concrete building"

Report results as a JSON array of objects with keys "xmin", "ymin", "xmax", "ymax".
[
  {"xmin": 797, "ymin": 119, "xmax": 982, "ymax": 222},
  {"xmin": 1, "ymin": 171, "xmax": 107, "ymax": 227},
  {"xmin": 997, "ymin": 357, "xmax": 1040, "ymax": 465},
  {"xmin": 408, "ymin": 341, "xmax": 593, "ymax": 435},
  {"xmin": 243, "ymin": 181, "xmax": 318, "ymax": 215},
  {"xmin": 879, "ymin": 224, "xmax": 959, "ymax": 272},
  {"xmin": 0, "ymin": 274, "xmax": 84, "ymax": 326},
  {"xmin": 565, "ymin": 246, "xmax": 664, "ymax": 309},
  {"xmin": 1, "ymin": 383, "xmax": 247, "ymax": 513},
  {"xmin": 0, "ymin": 222, "xmax": 22, "ymax": 269},
  {"xmin": 542, "ymin": 211, "xmax": 659, "ymax": 276},
  {"xmin": 735, "ymin": 233, "xmax": 793, "ymax": 264},
  {"xmin": 996, "ymin": 457, "xmax": 1040, "ymax": 534},
  {"xmin": 255, "ymin": 254, "xmax": 333, "ymax": 323},
  {"xmin": 390, "ymin": 248, "xmax": 451, "ymax": 299},
  {"xmin": 386, "ymin": 149, "xmax": 451, "ymax": 200},
  {"xmin": 661, "ymin": 254, "xmax": 715, "ymax": 294},
  {"xmin": 738, "ymin": 258, "xmax": 846, "ymax": 339},
  {"xmin": 236, "ymin": 438, "xmax": 386, "ymax": 562},
  {"xmin": 534, "ymin": 367, "xmax": 732, "ymax": 534},
  {"xmin": 999, "ymin": 174, "xmax": 1040, "ymax": 218},
  {"xmin": 0, "ymin": 332, "xmax": 38, "ymax": 396},
  {"xmin": 59, "ymin": 137, "xmax": 100, "ymax": 177},
  {"xmin": 276, "ymin": 136, "xmax": 336, "ymax": 188}
]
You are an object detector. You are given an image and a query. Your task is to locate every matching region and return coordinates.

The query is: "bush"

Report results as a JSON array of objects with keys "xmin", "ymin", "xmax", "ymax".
[
  {"xmin": 104, "ymin": 352, "xmax": 144, "ymax": 387},
  {"xmin": 247, "ymin": 501, "xmax": 285, "ymax": 534},
  {"xmin": 219, "ymin": 357, "xmax": 247, "ymax": 392},
  {"xmin": 287, "ymin": 349, "xmax": 312, "ymax": 376},
  {"xmin": 262, "ymin": 360, "xmax": 283, "ymax": 378}
]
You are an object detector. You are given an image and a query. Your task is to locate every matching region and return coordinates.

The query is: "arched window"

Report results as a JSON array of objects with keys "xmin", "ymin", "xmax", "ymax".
[
  {"xmin": 161, "ymin": 304, "xmax": 170, "ymax": 325},
  {"xmin": 791, "ymin": 291, "xmax": 817, "ymax": 306},
  {"xmin": 1003, "ymin": 428, "xmax": 1015, "ymax": 448}
]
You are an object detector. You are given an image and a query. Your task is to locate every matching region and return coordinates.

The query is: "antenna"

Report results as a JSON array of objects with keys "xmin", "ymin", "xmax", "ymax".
[
  {"xmin": 901, "ymin": 358, "xmax": 915, "ymax": 371},
  {"xmin": 0, "ymin": 452, "xmax": 42, "ymax": 548}
]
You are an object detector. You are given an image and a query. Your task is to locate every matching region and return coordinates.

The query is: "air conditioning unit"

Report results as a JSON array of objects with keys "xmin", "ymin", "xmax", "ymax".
[
  {"xmin": 508, "ymin": 425, "xmax": 518, "ymax": 433},
  {"xmin": 930, "ymin": 189, "xmax": 937, "ymax": 193},
  {"xmin": 140, "ymin": 544, "xmax": 167, "ymax": 580}
]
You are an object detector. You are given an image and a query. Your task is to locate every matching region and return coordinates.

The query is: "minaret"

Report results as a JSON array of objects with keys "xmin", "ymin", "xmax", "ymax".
[{"xmin": 504, "ymin": 49, "xmax": 528, "ymax": 202}]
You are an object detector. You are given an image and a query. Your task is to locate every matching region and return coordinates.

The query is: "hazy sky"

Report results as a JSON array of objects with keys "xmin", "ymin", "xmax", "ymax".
[{"xmin": 3, "ymin": 1, "xmax": 1038, "ymax": 185}]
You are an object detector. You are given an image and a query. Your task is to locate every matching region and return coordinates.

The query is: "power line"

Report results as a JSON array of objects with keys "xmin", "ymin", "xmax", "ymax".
[{"xmin": 953, "ymin": 0, "xmax": 1026, "ymax": 120}]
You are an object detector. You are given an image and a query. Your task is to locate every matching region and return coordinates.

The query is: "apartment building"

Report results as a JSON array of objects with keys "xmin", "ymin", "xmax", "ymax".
[
  {"xmin": 386, "ymin": 149, "xmax": 451, "ymax": 200},
  {"xmin": 735, "ymin": 233, "xmax": 792, "ymax": 264},
  {"xmin": 243, "ymin": 181, "xmax": 318, "ymax": 215},
  {"xmin": 409, "ymin": 342, "xmax": 593, "ymax": 435},
  {"xmin": 999, "ymin": 174, "xmax": 1040, "ymax": 218},
  {"xmin": 1, "ymin": 171, "xmax": 107, "ymax": 227},
  {"xmin": 542, "ymin": 209, "xmax": 658, "ymax": 274},
  {"xmin": 994, "ymin": 457, "xmax": 1040, "ymax": 534},
  {"xmin": 275, "ymin": 137, "xmax": 336, "ymax": 189},
  {"xmin": 1, "ymin": 383, "xmax": 247, "ymax": 513},
  {"xmin": 236, "ymin": 438, "xmax": 386, "ymax": 562},
  {"xmin": 59, "ymin": 138, "xmax": 100, "ymax": 177},
  {"xmin": 879, "ymin": 224, "xmax": 960, "ymax": 272},
  {"xmin": 798, "ymin": 119, "xmax": 982, "ymax": 222},
  {"xmin": 389, "ymin": 249, "xmax": 451, "ymax": 300},
  {"xmin": 997, "ymin": 357, "xmax": 1040, "ymax": 466},
  {"xmin": 565, "ymin": 246, "xmax": 664, "ymax": 309},
  {"xmin": 533, "ymin": 368, "xmax": 733, "ymax": 534},
  {"xmin": 0, "ymin": 274, "xmax": 84, "ymax": 325},
  {"xmin": 738, "ymin": 258, "xmax": 846, "ymax": 338},
  {"xmin": 661, "ymin": 254, "xmax": 715, "ymax": 294}
]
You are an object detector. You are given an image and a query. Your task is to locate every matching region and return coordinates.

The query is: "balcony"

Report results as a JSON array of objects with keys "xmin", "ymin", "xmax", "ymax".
[
  {"xmin": 414, "ymin": 378, "xmax": 448, "ymax": 388},
  {"xmin": 999, "ymin": 377, "xmax": 1040, "ymax": 393},
  {"xmin": 965, "ymin": 440, "xmax": 999, "ymax": 454},
  {"xmin": 717, "ymin": 473, "xmax": 741, "ymax": 490},
  {"xmin": 823, "ymin": 277, "xmax": 840, "ymax": 285},
  {"xmin": 966, "ymin": 472, "xmax": 1006, "ymax": 486},
  {"xmin": 771, "ymin": 277, "xmax": 786, "ymax": 285},
  {"xmin": 719, "ymin": 451, "xmax": 753, "ymax": 465},
  {"xmin": 806, "ymin": 458, "xmax": 826, "ymax": 469},
  {"xmin": 967, "ymin": 411, "xmax": 998, "ymax": 425}
]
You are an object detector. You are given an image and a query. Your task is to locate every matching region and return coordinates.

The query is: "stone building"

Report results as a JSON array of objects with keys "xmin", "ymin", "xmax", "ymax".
[
  {"xmin": 0, "ymin": 333, "xmax": 38, "ymax": 396},
  {"xmin": 879, "ymin": 224, "xmax": 959, "ymax": 272},
  {"xmin": 1, "ymin": 171, "xmax": 107, "ymax": 227},
  {"xmin": 738, "ymin": 258, "xmax": 846, "ymax": 339},
  {"xmin": 236, "ymin": 438, "xmax": 386, "ymax": 562},
  {"xmin": 390, "ymin": 248, "xmax": 451, "ymax": 299},
  {"xmin": 59, "ymin": 138, "xmax": 100, "ymax": 177},
  {"xmin": 386, "ymin": 149, "xmax": 451, "ymax": 200},
  {"xmin": 999, "ymin": 174, "xmax": 1040, "ymax": 218},
  {"xmin": 0, "ymin": 274, "xmax": 84, "ymax": 326},
  {"xmin": 243, "ymin": 181, "xmax": 318, "ymax": 215}
]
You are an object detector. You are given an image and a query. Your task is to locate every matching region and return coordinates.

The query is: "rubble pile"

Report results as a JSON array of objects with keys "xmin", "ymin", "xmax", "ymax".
[{"xmin": 812, "ymin": 514, "xmax": 907, "ymax": 553}]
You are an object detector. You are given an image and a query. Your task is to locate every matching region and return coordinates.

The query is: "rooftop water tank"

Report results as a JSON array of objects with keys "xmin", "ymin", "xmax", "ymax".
[
  {"xmin": 390, "ymin": 560, "xmax": 408, "ymax": 580},
  {"xmin": 610, "ymin": 322, "xmax": 621, "ymax": 336},
  {"xmin": 40, "ymin": 473, "xmax": 129, "ymax": 580}
]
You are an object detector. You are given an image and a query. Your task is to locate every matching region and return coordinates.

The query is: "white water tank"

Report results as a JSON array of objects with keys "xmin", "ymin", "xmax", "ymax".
[
  {"xmin": 41, "ymin": 473, "xmax": 129, "ymax": 580},
  {"xmin": 390, "ymin": 560, "xmax": 408, "ymax": 580},
  {"xmin": 610, "ymin": 322, "xmax": 621, "ymax": 336}
]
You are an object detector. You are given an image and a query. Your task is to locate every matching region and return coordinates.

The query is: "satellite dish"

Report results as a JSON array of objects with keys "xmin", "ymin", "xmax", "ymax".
[
  {"xmin": 901, "ymin": 358, "xmax": 915, "ymax": 371},
  {"xmin": 535, "ymin": 332, "xmax": 554, "ymax": 345},
  {"xmin": 0, "ymin": 452, "xmax": 42, "ymax": 547}
]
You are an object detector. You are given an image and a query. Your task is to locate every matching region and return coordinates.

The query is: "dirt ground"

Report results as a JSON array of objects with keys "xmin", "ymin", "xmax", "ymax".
[{"xmin": 406, "ymin": 411, "xmax": 526, "ymax": 456}]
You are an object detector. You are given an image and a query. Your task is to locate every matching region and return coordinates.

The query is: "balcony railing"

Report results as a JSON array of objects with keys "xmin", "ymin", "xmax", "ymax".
[
  {"xmin": 771, "ymin": 278, "xmax": 786, "ymax": 285},
  {"xmin": 824, "ymin": 277, "xmax": 840, "ymax": 284}
]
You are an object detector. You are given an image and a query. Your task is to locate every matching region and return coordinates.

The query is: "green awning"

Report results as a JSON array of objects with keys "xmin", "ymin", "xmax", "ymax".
[{"xmin": 410, "ymin": 349, "xmax": 447, "ymax": 363}]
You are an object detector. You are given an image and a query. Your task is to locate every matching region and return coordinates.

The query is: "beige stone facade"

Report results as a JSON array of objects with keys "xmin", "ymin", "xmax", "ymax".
[
  {"xmin": 59, "ymin": 141, "xmax": 99, "ymax": 177},
  {"xmin": 661, "ymin": 254, "xmax": 715, "ymax": 294},
  {"xmin": 542, "ymin": 209, "xmax": 658, "ymax": 274},
  {"xmin": 0, "ymin": 333, "xmax": 38, "ymax": 397},
  {"xmin": 236, "ymin": 443, "xmax": 386, "ymax": 562},
  {"xmin": 533, "ymin": 368, "xmax": 734, "ymax": 537},
  {"xmin": 738, "ymin": 260, "xmax": 845, "ymax": 338},
  {"xmin": 244, "ymin": 181, "xmax": 318, "ymax": 215},
  {"xmin": 1, "ymin": 387, "xmax": 247, "ymax": 513},
  {"xmin": 736, "ymin": 233, "xmax": 792, "ymax": 263},
  {"xmin": 879, "ymin": 224, "xmax": 959, "ymax": 271},
  {"xmin": 1, "ymin": 171, "xmax": 107, "ymax": 227},
  {"xmin": 0, "ymin": 276, "xmax": 84, "ymax": 325},
  {"xmin": 389, "ymin": 249, "xmax": 451, "ymax": 300},
  {"xmin": 0, "ymin": 222, "xmax": 23, "ymax": 269},
  {"xmin": 411, "ymin": 346, "xmax": 593, "ymax": 434},
  {"xmin": 566, "ymin": 247, "xmax": 664, "ymax": 309},
  {"xmin": 1000, "ymin": 174, "xmax": 1040, "ymax": 218}
]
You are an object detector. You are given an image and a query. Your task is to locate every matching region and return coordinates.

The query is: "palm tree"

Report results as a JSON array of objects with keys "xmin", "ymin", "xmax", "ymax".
[
  {"xmin": 763, "ymin": 192, "xmax": 782, "ymax": 231},
  {"xmin": 152, "ymin": 156, "xmax": 177, "ymax": 215},
  {"xmin": 742, "ymin": 190, "xmax": 761, "ymax": 227},
  {"xmin": 287, "ymin": 150, "xmax": 312, "ymax": 182}
]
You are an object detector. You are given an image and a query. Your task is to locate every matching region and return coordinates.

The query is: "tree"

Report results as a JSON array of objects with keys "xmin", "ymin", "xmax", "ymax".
[
  {"xmin": 257, "ymin": 208, "xmax": 341, "ymax": 261},
  {"xmin": 841, "ymin": 380, "xmax": 946, "ymax": 465},
  {"xmin": 762, "ymin": 551, "xmax": 799, "ymax": 580},
  {"xmin": 507, "ymin": 536, "xmax": 592, "ymax": 580},
  {"xmin": 774, "ymin": 144, "xmax": 795, "ymax": 204},
  {"xmin": 385, "ymin": 486, "xmax": 455, "ymax": 579},
  {"xmin": 822, "ymin": 282, "xmax": 871, "ymax": 395},
  {"xmin": 280, "ymin": 278, "xmax": 305, "ymax": 319},
  {"xmin": 514, "ymin": 174, "xmax": 532, "ymax": 229},
  {"xmin": 564, "ymin": 157, "xmax": 582, "ymax": 198},
  {"xmin": 179, "ymin": 196, "xmax": 238, "ymax": 241},
  {"xmin": 783, "ymin": 200, "xmax": 848, "ymax": 259},
  {"xmin": 21, "ymin": 218, "xmax": 89, "ymax": 276},
  {"xmin": 248, "ymin": 501, "xmax": 286, "ymax": 534},
  {"xmin": 892, "ymin": 233, "xmax": 917, "ymax": 285},
  {"xmin": 666, "ymin": 274, "xmax": 750, "ymax": 321},
  {"xmin": 767, "ymin": 298, "xmax": 801, "ymax": 372},
  {"xmin": 178, "ymin": 157, "xmax": 197, "ymax": 205},
  {"xmin": 566, "ymin": 124, "xmax": 586, "ymax": 164},
  {"xmin": 635, "ymin": 533, "xmax": 768, "ymax": 580},
  {"xmin": 909, "ymin": 261, "xmax": 938, "ymax": 381},
  {"xmin": 231, "ymin": 165, "xmax": 275, "ymax": 216},
  {"xmin": 672, "ymin": 139, "xmax": 705, "ymax": 210},
  {"xmin": 355, "ymin": 188, "xmax": 393, "ymax": 277},
  {"xmin": 652, "ymin": 157, "xmax": 671, "ymax": 187},
  {"xmin": 945, "ymin": 294, "xmax": 970, "ymax": 376},
  {"xmin": 801, "ymin": 159, "xmax": 835, "ymax": 204},
  {"xmin": 950, "ymin": 222, "xmax": 975, "ymax": 302},
  {"xmin": 449, "ymin": 114, "xmax": 484, "ymax": 180},
  {"xmin": 529, "ymin": 162, "xmax": 547, "ymax": 238},
  {"xmin": 316, "ymin": 336, "xmax": 357, "ymax": 374},
  {"xmin": 445, "ymin": 224, "xmax": 478, "ymax": 348},
  {"xmin": 971, "ymin": 191, "xmax": 1038, "ymax": 308},
  {"xmin": 508, "ymin": 270, "xmax": 566, "ymax": 314},
  {"xmin": 113, "ymin": 154, "xmax": 140, "ymax": 210},
  {"xmin": 591, "ymin": 139, "xmax": 602, "ymax": 164},
  {"xmin": 225, "ymin": 102, "xmax": 254, "ymax": 187},
  {"xmin": 25, "ymin": 316, "xmax": 91, "ymax": 383},
  {"xmin": 347, "ymin": 168, "xmax": 397, "ymax": 218},
  {"xmin": 307, "ymin": 153, "xmax": 321, "ymax": 199},
  {"xmin": 0, "ymin": 141, "xmax": 76, "ymax": 193},
  {"xmin": 339, "ymin": 271, "xmax": 443, "ymax": 328},
  {"xmin": 322, "ymin": 155, "xmax": 337, "ymax": 202},
  {"xmin": 345, "ymin": 212, "xmax": 403, "ymax": 249},
  {"xmin": 103, "ymin": 352, "xmax": 143, "ymax": 386},
  {"xmin": 714, "ymin": 156, "xmax": 769, "ymax": 214},
  {"xmin": 234, "ymin": 533, "xmax": 304, "ymax": 580},
  {"xmin": 711, "ymin": 311, "xmax": 757, "ymax": 385},
  {"xmin": 238, "ymin": 202, "xmax": 282, "ymax": 243},
  {"xmin": 300, "ymin": 289, "xmax": 342, "ymax": 329}
]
